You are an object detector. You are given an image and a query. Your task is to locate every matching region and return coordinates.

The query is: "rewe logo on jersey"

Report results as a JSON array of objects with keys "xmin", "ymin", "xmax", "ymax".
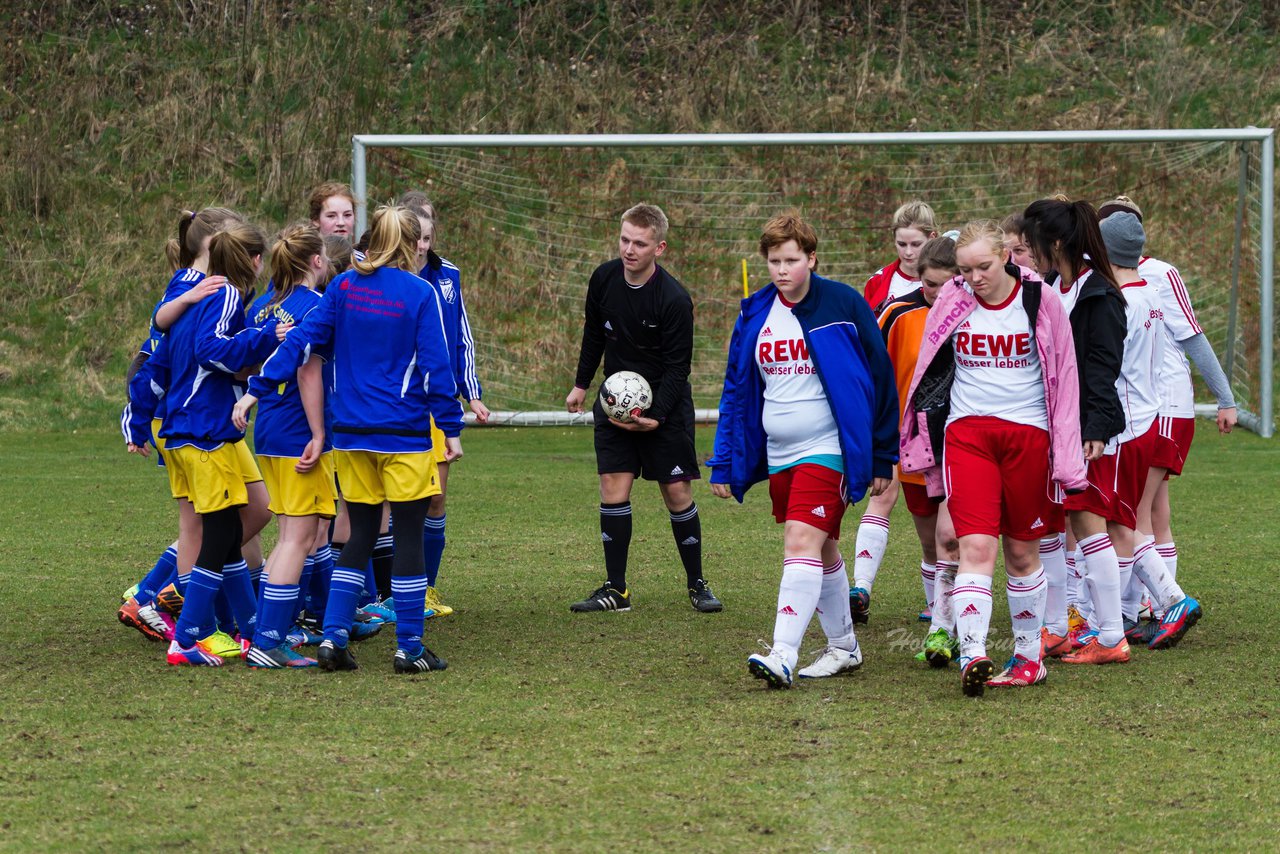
[
  {"xmin": 777, "ymin": 605, "xmax": 798, "ymax": 616},
  {"xmin": 960, "ymin": 604, "xmax": 980, "ymax": 617},
  {"xmin": 757, "ymin": 338, "xmax": 809, "ymax": 364}
]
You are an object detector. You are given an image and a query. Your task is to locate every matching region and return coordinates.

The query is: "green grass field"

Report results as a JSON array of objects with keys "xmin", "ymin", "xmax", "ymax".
[{"xmin": 2, "ymin": 423, "xmax": 1278, "ymax": 850}]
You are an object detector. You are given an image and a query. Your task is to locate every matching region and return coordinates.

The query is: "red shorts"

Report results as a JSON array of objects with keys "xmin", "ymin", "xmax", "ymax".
[
  {"xmin": 901, "ymin": 481, "xmax": 942, "ymax": 519},
  {"xmin": 943, "ymin": 416, "xmax": 1057, "ymax": 541},
  {"xmin": 768, "ymin": 463, "xmax": 847, "ymax": 539},
  {"xmin": 1064, "ymin": 421, "xmax": 1160, "ymax": 529},
  {"xmin": 1152, "ymin": 415, "xmax": 1194, "ymax": 476}
]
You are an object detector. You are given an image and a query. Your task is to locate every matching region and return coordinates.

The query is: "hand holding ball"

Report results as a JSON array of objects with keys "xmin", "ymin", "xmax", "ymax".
[{"xmin": 599, "ymin": 371, "xmax": 653, "ymax": 423}]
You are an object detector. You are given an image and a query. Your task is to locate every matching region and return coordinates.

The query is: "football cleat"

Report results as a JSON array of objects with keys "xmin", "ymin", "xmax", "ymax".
[
  {"xmin": 317, "ymin": 640, "xmax": 359, "ymax": 671},
  {"xmin": 196, "ymin": 630, "xmax": 245, "ymax": 660},
  {"xmin": 1067, "ymin": 622, "xmax": 1095, "ymax": 650},
  {"xmin": 1139, "ymin": 593, "xmax": 1156, "ymax": 622},
  {"xmin": 360, "ymin": 599, "xmax": 396, "ymax": 623},
  {"xmin": 1041, "ymin": 627, "xmax": 1072, "ymax": 658},
  {"xmin": 569, "ymin": 583, "xmax": 631, "ymax": 613},
  {"xmin": 246, "ymin": 643, "xmax": 318, "ymax": 669},
  {"xmin": 1061, "ymin": 637, "xmax": 1131, "ymax": 665},
  {"xmin": 923, "ymin": 628, "xmax": 959, "ymax": 668},
  {"xmin": 848, "ymin": 587, "xmax": 871, "ymax": 624},
  {"xmin": 393, "ymin": 646, "xmax": 448, "ymax": 674},
  {"xmin": 348, "ymin": 611, "xmax": 384, "ymax": 641},
  {"xmin": 961, "ymin": 656, "xmax": 994, "ymax": 697},
  {"xmin": 166, "ymin": 640, "xmax": 223, "ymax": 667},
  {"xmin": 424, "ymin": 587, "xmax": 454, "ymax": 618},
  {"xmin": 986, "ymin": 654, "xmax": 1048, "ymax": 687},
  {"xmin": 798, "ymin": 644, "xmax": 863, "ymax": 679},
  {"xmin": 1148, "ymin": 596, "xmax": 1202, "ymax": 650},
  {"xmin": 155, "ymin": 583, "xmax": 184, "ymax": 616},
  {"xmin": 1066, "ymin": 603, "xmax": 1087, "ymax": 633},
  {"xmin": 118, "ymin": 599, "xmax": 173, "ymax": 642},
  {"xmin": 1124, "ymin": 616, "xmax": 1160, "ymax": 646},
  {"xmin": 688, "ymin": 579, "xmax": 723, "ymax": 613},
  {"xmin": 747, "ymin": 649, "xmax": 793, "ymax": 689},
  {"xmin": 285, "ymin": 627, "xmax": 323, "ymax": 648},
  {"xmin": 121, "ymin": 582, "xmax": 140, "ymax": 603},
  {"xmin": 918, "ymin": 606, "xmax": 933, "ymax": 623}
]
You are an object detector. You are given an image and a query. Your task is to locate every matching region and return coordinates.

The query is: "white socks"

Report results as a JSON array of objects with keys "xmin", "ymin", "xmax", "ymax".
[
  {"xmin": 930, "ymin": 560, "xmax": 958, "ymax": 636},
  {"xmin": 852, "ymin": 515, "xmax": 890, "ymax": 591},
  {"xmin": 920, "ymin": 562, "xmax": 937, "ymax": 612},
  {"xmin": 772, "ymin": 557, "xmax": 823, "ymax": 669},
  {"xmin": 1079, "ymin": 533, "xmax": 1124, "ymax": 647},
  {"xmin": 815, "ymin": 556, "xmax": 857, "ymax": 652},
  {"xmin": 1007, "ymin": 566, "xmax": 1047, "ymax": 661},
  {"xmin": 952, "ymin": 572, "xmax": 993, "ymax": 665},
  {"xmin": 1132, "ymin": 536, "xmax": 1186, "ymax": 612},
  {"xmin": 1040, "ymin": 535, "xmax": 1069, "ymax": 636}
]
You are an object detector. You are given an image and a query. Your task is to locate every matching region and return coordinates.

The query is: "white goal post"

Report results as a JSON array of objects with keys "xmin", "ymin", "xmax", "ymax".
[{"xmin": 352, "ymin": 129, "xmax": 1274, "ymax": 437}]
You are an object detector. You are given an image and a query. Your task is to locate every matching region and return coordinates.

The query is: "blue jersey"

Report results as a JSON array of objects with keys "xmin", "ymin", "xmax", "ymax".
[
  {"xmin": 137, "ymin": 268, "xmax": 206, "ymax": 424},
  {"xmin": 247, "ymin": 287, "xmax": 324, "ymax": 457},
  {"xmin": 420, "ymin": 252, "xmax": 483, "ymax": 401},
  {"xmin": 124, "ymin": 284, "xmax": 280, "ymax": 451},
  {"xmin": 250, "ymin": 266, "xmax": 463, "ymax": 454}
]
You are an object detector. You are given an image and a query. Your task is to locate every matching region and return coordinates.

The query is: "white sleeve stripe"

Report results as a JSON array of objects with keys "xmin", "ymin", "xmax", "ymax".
[{"xmin": 1167, "ymin": 269, "xmax": 1203, "ymax": 335}]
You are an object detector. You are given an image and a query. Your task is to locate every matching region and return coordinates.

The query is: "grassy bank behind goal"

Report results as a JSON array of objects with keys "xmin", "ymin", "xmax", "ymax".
[{"xmin": 1, "ymin": 424, "xmax": 1277, "ymax": 849}]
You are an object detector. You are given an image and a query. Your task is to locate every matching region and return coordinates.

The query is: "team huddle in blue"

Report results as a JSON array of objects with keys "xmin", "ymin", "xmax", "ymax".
[{"xmin": 117, "ymin": 185, "xmax": 1232, "ymax": 697}]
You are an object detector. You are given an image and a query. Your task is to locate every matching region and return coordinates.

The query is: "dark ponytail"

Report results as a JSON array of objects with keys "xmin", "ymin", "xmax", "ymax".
[{"xmin": 1022, "ymin": 199, "xmax": 1125, "ymax": 302}]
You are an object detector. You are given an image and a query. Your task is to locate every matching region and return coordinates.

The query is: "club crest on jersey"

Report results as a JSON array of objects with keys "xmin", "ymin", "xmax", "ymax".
[{"xmin": 440, "ymin": 280, "xmax": 457, "ymax": 304}]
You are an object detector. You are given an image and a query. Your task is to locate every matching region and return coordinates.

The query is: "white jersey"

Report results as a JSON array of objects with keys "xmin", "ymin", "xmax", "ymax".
[
  {"xmin": 886, "ymin": 268, "xmax": 921, "ymax": 303},
  {"xmin": 756, "ymin": 296, "xmax": 841, "ymax": 468},
  {"xmin": 1051, "ymin": 268, "xmax": 1090, "ymax": 316},
  {"xmin": 948, "ymin": 282, "xmax": 1048, "ymax": 431},
  {"xmin": 1138, "ymin": 256, "xmax": 1202, "ymax": 418},
  {"xmin": 1107, "ymin": 277, "xmax": 1165, "ymax": 449}
]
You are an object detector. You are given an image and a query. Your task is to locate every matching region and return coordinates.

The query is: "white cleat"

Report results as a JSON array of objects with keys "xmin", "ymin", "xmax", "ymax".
[
  {"xmin": 747, "ymin": 649, "xmax": 793, "ymax": 689},
  {"xmin": 797, "ymin": 644, "xmax": 864, "ymax": 678}
]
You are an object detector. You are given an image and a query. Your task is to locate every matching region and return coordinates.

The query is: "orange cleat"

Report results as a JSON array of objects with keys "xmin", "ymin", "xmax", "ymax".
[
  {"xmin": 1041, "ymin": 627, "xmax": 1072, "ymax": 658},
  {"xmin": 1061, "ymin": 637, "xmax": 1131, "ymax": 665}
]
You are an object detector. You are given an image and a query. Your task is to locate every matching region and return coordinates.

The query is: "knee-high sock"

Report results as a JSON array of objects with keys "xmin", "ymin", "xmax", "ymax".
[
  {"xmin": 851, "ymin": 515, "xmax": 889, "ymax": 592},
  {"xmin": 815, "ymin": 556, "xmax": 856, "ymax": 651},
  {"xmin": 1079, "ymin": 533, "xmax": 1124, "ymax": 647},
  {"xmin": 952, "ymin": 572, "xmax": 993, "ymax": 665},
  {"xmin": 174, "ymin": 566, "xmax": 221, "ymax": 649},
  {"xmin": 323, "ymin": 566, "xmax": 365, "ymax": 647},
  {"xmin": 771, "ymin": 557, "xmax": 823, "ymax": 669},
  {"xmin": 1132, "ymin": 536, "xmax": 1186, "ymax": 612},
  {"xmin": 221, "ymin": 560, "xmax": 258, "ymax": 640},
  {"xmin": 1007, "ymin": 566, "xmax": 1047, "ymax": 661},
  {"xmin": 1117, "ymin": 556, "xmax": 1136, "ymax": 623},
  {"xmin": 371, "ymin": 533, "xmax": 394, "ymax": 601},
  {"xmin": 136, "ymin": 546, "xmax": 178, "ymax": 606},
  {"xmin": 391, "ymin": 575, "xmax": 429, "ymax": 657},
  {"xmin": 422, "ymin": 514, "xmax": 446, "ymax": 589},
  {"xmin": 600, "ymin": 502, "xmax": 632, "ymax": 591},
  {"xmin": 669, "ymin": 503, "xmax": 703, "ymax": 586},
  {"xmin": 309, "ymin": 545, "xmax": 333, "ymax": 616},
  {"xmin": 255, "ymin": 583, "xmax": 299, "ymax": 649},
  {"xmin": 920, "ymin": 562, "xmax": 937, "ymax": 611},
  {"xmin": 929, "ymin": 560, "xmax": 958, "ymax": 636},
  {"xmin": 1041, "ymin": 535, "xmax": 1069, "ymax": 636}
]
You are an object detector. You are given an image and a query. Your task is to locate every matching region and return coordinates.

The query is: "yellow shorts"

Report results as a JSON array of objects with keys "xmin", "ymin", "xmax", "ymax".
[
  {"xmin": 259, "ymin": 453, "xmax": 338, "ymax": 518},
  {"xmin": 235, "ymin": 438, "xmax": 264, "ymax": 484},
  {"xmin": 430, "ymin": 417, "xmax": 448, "ymax": 464},
  {"xmin": 151, "ymin": 418, "xmax": 167, "ymax": 455},
  {"xmin": 335, "ymin": 449, "xmax": 440, "ymax": 504},
  {"xmin": 165, "ymin": 443, "xmax": 250, "ymax": 514}
]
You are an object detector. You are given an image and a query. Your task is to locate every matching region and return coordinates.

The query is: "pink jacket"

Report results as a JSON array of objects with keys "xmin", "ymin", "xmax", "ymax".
[{"xmin": 899, "ymin": 267, "xmax": 1089, "ymax": 497}]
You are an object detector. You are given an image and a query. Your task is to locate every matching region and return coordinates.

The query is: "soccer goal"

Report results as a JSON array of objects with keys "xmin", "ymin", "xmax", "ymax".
[{"xmin": 352, "ymin": 129, "xmax": 1275, "ymax": 437}]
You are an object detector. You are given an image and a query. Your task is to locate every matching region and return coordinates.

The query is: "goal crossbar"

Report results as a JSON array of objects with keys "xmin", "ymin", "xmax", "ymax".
[{"xmin": 352, "ymin": 129, "xmax": 1275, "ymax": 437}]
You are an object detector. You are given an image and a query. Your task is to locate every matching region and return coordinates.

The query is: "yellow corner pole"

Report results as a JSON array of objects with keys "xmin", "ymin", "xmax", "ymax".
[{"xmin": 741, "ymin": 258, "xmax": 749, "ymax": 298}]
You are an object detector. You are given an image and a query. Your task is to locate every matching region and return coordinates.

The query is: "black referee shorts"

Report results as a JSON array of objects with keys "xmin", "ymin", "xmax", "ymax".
[{"xmin": 593, "ymin": 395, "xmax": 700, "ymax": 483}]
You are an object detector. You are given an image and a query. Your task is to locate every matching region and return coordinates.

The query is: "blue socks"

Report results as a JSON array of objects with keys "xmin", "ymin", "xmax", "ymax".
[
  {"xmin": 221, "ymin": 560, "xmax": 258, "ymax": 640},
  {"xmin": 423, "ymin": 514, "xmax": 446, "ymax": 588},
  {"xmin": 323, "ymin": 566, "xmax": 365, "ymax": 647},
  {"xmin": 391, "ymin": 574, "xmax": 429, "ymax": 657},
  {"xmin": 254, "ymin": 582, "xmax": 299, "ymax": 650},
  {"xmin": 174, "ymin": 566, "xmax": 221, "ymax": 649},
  {"xmin": 136, "ymin": 546, "xmax": 178, "ymax": 606},
  {"xmin": 309, "ymin": 545, "xmax": 333, "ymax": 616}
]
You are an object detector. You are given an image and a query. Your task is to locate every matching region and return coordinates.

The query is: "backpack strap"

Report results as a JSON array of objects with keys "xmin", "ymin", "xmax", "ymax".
[{"xmin": 1022, "ymin": 277, "xmax": 1042, "ymax": 341}]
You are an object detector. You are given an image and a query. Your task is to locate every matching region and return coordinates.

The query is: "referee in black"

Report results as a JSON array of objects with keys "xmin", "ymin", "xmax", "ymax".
[{"xmin": 565, "ymin": 203, "xmax": 722, "ymax": 614}]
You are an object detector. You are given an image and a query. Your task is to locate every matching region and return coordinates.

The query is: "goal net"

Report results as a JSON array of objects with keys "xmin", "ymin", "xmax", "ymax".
[{"xmin": 353, "ymin": 131, "xmax": 1274, "ymax": 436}]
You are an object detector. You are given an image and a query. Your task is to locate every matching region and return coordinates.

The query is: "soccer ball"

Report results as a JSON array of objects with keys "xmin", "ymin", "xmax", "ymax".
[{"xmin": 599, "ymin": 371, "xmax": 653, "ymax": 423}]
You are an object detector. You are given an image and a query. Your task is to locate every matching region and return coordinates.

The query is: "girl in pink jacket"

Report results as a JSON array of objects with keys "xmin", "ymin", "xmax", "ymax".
[{"xmin": 900, "ymin": 221, "xmax": 1087, "ymax": 697}]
